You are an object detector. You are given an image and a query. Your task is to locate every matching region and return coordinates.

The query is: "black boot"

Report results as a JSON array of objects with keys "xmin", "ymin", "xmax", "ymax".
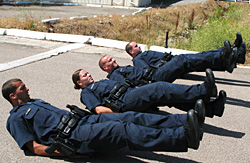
[
  {"xmin": 226, "ymin": 47, "xmax": 238, "ymax": 73},
  {"xmin": 205, "ymin": 90, "xmax": 227, "ymax": 118},
  {"xmin": 233, "ymin": 33, "xmax": 246, "ymax": 64},
  {"xmin": 227, "ymin": 32, "xmax": 244, "ymax": 72},
  {"xmin": 194, "ymin": 99, "xmax": 205, "ymax": 140},
  {"xmin": 184, "ymin": 109, "xmax": 200, "ymax": 150},
  {"xmin": 221, "ymin": 40, "xmax": 232, "ymax": 69},
  {"xmin": 232, "ymin": 32, "xmax": 243, "ymax": 48},
  {"xmin": 204, "ymin": 68, "xmax": 217, "ymax": 97},
  {"xmin": 220, "ymin": 40, "xmax": 238, "ymax": 73},
  {"xmin": 212, "ymin": 90, "xmax": 227, "ymax": 117},
  {"xmin": 237, "ymin": 42, "xmax": 246, "ymax": 64}
]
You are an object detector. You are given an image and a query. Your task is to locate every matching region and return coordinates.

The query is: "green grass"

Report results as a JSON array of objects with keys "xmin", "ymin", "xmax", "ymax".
[
  {"xmin": 0, "ymin": 1, "xmax": 249, "ymax": 65},
  {"xmin": 177, "ymin": 4, "xmax": 250, "ymax": 52}
]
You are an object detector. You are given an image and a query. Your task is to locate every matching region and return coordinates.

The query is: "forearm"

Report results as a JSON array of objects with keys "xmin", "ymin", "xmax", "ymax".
[
  {"xmin": 94, "ymin": 106, "xmax": 114, "ymax": 114},
  {"xmin": 26, "ymin": 141, "xmax": 64, "ymax": 157}
]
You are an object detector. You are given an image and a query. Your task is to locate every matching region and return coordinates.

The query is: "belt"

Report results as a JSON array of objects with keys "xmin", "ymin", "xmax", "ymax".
[{"xmin": 45, "ymin": 104, "xmax": 91, "ymax": 156}]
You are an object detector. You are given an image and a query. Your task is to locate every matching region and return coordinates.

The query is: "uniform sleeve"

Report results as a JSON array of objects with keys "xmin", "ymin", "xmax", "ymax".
[
  {"xmin": 123, "ymin": 67, "xmax": 145, "ymax": 86},
  {"xmin": 6, "ymin": 117, "xmax": 36, "ymax": 150},
  {"xmin": 108, "ymin": 71, "xmax": 126, "ymax": 84},
  {"xmin": 81, "ymin": 89, "xmax": 103, "ymax": 112},
  {"xmin": 109, "ymin": 67, "xmax": 145, "ymax": 86},
  {"xmin": 130, "ymin": 67, "xmax": 145, "ymax": 82},
  {"xmin": 134, "ymin": 51, "xmax": 166, "ymax": 68},
  {"xmin": 133, "ymin": 58, "xmax": 149, "ymax": 69}
]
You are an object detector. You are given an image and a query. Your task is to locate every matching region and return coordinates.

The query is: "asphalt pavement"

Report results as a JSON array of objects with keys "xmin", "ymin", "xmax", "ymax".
[
  {"xmin": 0, "ymin": 1, "xmax": 249, "ymax": 162},
  {"xmin": 0, "ymin": 0, "xmax": 209, "ymax": 20},
  {"xmin": 0, "ymin": 34, "xmax": 249, "ymax": 163}
]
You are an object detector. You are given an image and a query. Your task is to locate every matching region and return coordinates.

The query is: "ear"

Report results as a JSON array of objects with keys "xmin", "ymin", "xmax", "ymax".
[
  {"xmin": 76, "ymin": 80, "xmax": 82, "ymax": 87},
  {"xmin": 103, "ymin": 65, "xmax": 107, "ymax": 71},
  {"xmin": 9, "ymin": 93, "xmax": 16, "ymax": 100},
  {"xmin": 129, "ymin": 49, "xmax": 135, "ymax": 56}
]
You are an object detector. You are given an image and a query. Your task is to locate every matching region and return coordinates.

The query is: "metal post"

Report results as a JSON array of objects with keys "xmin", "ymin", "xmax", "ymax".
[{"xmin": 165, "ymin": 30, "xmax": 169, "ymax": 48}]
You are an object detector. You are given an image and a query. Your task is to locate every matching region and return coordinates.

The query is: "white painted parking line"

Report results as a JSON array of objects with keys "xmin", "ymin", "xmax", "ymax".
[{"xmin": 0, "ymin": 44, "xmax": 85, "ymax": 72}]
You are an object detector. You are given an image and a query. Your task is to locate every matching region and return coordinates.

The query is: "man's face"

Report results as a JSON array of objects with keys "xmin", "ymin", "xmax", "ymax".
[
  {"xmin": 102, "ymin": 55, "xmax": 118, "ymax": 72},
  {"xmin": 77, "ymin": 69, "xmax": 94, "ymax": 88},
  {"xmin": 129, "ymin": 42, "xmax": 142, "ymax": 57},
  {"xmin": 11, "ymin": 81, "xmax": 31, "ymax": 104}
]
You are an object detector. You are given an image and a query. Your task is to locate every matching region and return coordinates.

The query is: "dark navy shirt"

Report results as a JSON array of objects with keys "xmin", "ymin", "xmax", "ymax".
[
  {"xmin": 6, "ymin": 99, "xmax": 69, "ymax": 149},
  {"xmin": 107, "ymin": 66, "xmax": 145, "ymax": 86},
  {"xmin": 80, "ymin": 80, "xmax": 133, "ymax": 112},
  {"xmin": 132, "ymin": 51, "xmax": 165, "ymax": 68}
]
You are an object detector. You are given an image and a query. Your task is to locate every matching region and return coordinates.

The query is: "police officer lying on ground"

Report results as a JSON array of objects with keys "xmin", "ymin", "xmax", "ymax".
[
  {"xmin": 72, "ymin": 68, "xmax": 225, "ymax": 118},
  {"xmin": 3, "ymin": 78, "xmax": 205, "ymax": 157},
  {"xmin": 99, "ymin": 56, "xmax": 226, "ymax": 118},
  {"xmin": 125, "ymin": 33, "xmax": 246, "ymax": 83}
]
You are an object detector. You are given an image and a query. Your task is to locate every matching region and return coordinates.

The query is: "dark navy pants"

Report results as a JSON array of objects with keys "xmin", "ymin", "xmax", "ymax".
[
  {"xmin": 121, "ymin": 81, "xmax": 208, "ymax": 112},
  {"xmin": 72, "ymin": 112, "xmax": 187, "ymax": 154},
  {"xmin": 153, "ymin": 48, "xmax": 224, "ymax": 83}
]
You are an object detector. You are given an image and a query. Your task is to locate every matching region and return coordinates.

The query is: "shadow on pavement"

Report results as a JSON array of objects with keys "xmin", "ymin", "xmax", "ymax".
[
  {"xmin": 204, "ymin": 124, "xmax": 245, "ymax": 138},
  {"xmin": 45, "ymin": 150, "xmax": 199, "ymax": 163},
  {"xmin": 182, "ymin": 73, "xmax": 250, "ymax": 87},
  {"xmin": 152, "ymin": 108, "xmax": 246, "ymax": 139},
  {"xmin": 22, "ymin": 111, "xmax": 245, "ymax": 162},
  {"xmin": 226, "ymin": 97, "xmax": 250, "ymax": 108},
  {"xmin": 182, "ymin": 74, "xmax": 250, "ymax": 108},
  {"xmin": 24, "ymin": 148, "xmax": 199, "ymax": 162}
]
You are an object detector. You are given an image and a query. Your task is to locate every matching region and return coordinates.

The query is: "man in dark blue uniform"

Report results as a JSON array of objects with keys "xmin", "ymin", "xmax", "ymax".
[
  {"xmin": 125, "ymin": 33, "xmax": 246, "ymax": 81},
  {"xmin": 2, "ymin": 78, "xmax": 205, "ymax": 157},
  {"xmin": 72, "ymin": 68, "xmax": 222, "ymax": 118},
  {"xmin": 99, "ymin": 55, "xmax": 226, "ymax": 118}
]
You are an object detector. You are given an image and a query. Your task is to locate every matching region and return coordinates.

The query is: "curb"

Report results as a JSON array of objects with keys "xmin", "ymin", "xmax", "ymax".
[
  {"xmin": 63, "ymin": 3, "xmax": 79, "ymax": 6},
  {"xmin": 70, "ymin": 16, "xmax": 88, "ymax": 20},
  {"xmin": 237, "ymin": 65, "xmax": 250, "ymax": 69},
  {"xmin": 1, "ymin": 28, "xmax": 249, "ymax": 69},
  {"xmin": 86, "ymin": 4, "xmax": 102, "ymax": 8},
  {"xmin": 3, "ymin": 29, "xmax": 94, "ymax": 43},
  {"xmin": 0, "ymin": 1, "xmax": 79, "ymax": 6},
  {"xmin": 150, "ymin": 46, "xmax": 198, "ymax": 55},
  {"xmin": 90, "ymin": 38, "xmax": 148, "ymax": 51},
  {"xmin": 46, "ymin": 33, "xmax": 93, "ymax": 43},
  {"xmin": 6, "ymin": 29, "xmax": 46, "ymax": 39},
  {"xmin": 39, "ymin": 2, "xmax": 55, "ymax": 5},
  {"xmin": 0, "ymin": 28, "xmax": 6, "ymax": 35},
  {"xmin": 42, "ymin": 18, "xmax": 60, "ymax": 24},
  {"xmin": 132, "ymin": 7, "xmax": 152, "ymax": 15},
  {"xmin": 15, "ymin": 1, "xmax": 31, "ymax": 5}
]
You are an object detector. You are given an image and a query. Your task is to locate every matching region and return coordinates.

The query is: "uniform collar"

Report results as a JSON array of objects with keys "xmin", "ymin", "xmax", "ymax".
[
  {"xmin": 132, "ymin": 52, "xmax": 143, "ymax": 61},
  {"xmin": 107, "ymin": 66, "xmax": 120, "ymax": 78},
  {"xmin": 85, "ymin": 82, "xmax": 95, "ymax": 90},
  {"xmin": 9, "ymin": 99, "xmax": 37, "ymax": 114}
]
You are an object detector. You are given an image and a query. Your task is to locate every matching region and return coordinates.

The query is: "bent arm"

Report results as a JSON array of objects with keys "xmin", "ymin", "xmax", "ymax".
[
  {"xmin": 94, "ymin": 106, "xmax": 114, "ymax": 114},
  {"xmin": 25, "ymin": 141, "xmax": 64, "ymax": 157}
]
